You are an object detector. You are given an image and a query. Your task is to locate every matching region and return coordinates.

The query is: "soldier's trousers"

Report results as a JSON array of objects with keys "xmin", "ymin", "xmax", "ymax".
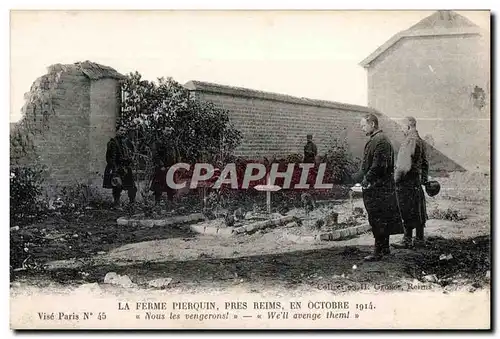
[
  {"xmin": 372, "ymin": 224, "xmax": 390, "ymax": 253},
  {"xmin": 403, "ymin": 221, "xmax": 424, "ymax": 241},
  {"xmin": 112, "ymin": 186, "xmax": 137, "ymax": 204}
]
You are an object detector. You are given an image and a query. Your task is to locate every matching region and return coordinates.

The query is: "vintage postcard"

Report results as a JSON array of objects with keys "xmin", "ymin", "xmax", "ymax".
[{"xmin": 9, "ymin": 9, "xmax": 491, "ymax": 330}]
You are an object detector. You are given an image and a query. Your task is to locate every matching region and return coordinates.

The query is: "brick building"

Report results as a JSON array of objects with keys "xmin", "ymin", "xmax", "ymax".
[{"xmin": 360, "ymin": 10, "xmax": 490, "ymax": 172}]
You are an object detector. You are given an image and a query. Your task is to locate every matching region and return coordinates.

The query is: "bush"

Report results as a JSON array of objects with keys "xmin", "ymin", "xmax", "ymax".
[
  {"xmin": 58, "ymin": 183, "xmax": 110, "ymax": 210},
  {"xmin": 321, "ymin": 137, "xmax": 361, "ymax": 185},
  {"xmin": 119, "ymin": 72, "xmax": 242, "ymax": 174},
  {"xmin": 10, "ymin": 165, "xmax": 46, "ymax": 225}
]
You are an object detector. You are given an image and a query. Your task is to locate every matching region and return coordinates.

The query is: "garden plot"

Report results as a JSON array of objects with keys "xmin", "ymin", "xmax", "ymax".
[
  {"xmin": 184, "ymin": 195, "xmax": 370, "ymax": 241},
  {"xmin": 112, "ymin": 190, "xmax": 371, "ymax": 241},
  {"xmin": 189, "ymin": 212, "xmax": 295, "ymax": 237},
  {"xmin": 284, "ymin": 205, "xmax": 367, "ymax": 236},
  {"xmin": 279, "ymin": 198, "xmax": 370, "ymax": 242}
]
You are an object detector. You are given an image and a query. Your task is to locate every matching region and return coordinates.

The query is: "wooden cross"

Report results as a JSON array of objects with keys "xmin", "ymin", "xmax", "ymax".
[{"xmin": 254, "ymin": 173, "xmax": 281, "ymax": 215}]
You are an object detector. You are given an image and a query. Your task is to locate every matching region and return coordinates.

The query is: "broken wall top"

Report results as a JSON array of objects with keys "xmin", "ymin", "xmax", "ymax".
[
  {"xmin": 24, "ymin": 60, "xmax": 125, "ymax": 102},
  {"xmin": 15, "ymin": 61, "xmax": 125, "ymax": 157},
  {"xmin": 47, "ymin": 61, "xmax": 126, "ymax": 81}
]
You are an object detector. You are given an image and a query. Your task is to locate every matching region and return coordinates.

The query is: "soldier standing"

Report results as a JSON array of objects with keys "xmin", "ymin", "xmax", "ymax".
[
  {"xmin": 103, "ymin": 126, "xmax": 137, "ymax": 209},
  {"xmin": 150, "ymin": 138, "xmax": 177, "ymax": 205},
  {"xmin": 303, "ymin": 134, "xmax": 318, "ymax": 163},
  {"xmin": 392, "ymin": 117, "xmax": 429, "ymax": 249},
  {"xmin": 353, "ymin": 114, "xmax": 403, "ymax": 261}
]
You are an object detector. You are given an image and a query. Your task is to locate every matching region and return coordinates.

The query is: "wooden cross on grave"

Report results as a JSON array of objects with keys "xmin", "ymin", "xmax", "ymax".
[{"xmin": 254, "ymin": 173, "xmax": 282, "ymax": 215}]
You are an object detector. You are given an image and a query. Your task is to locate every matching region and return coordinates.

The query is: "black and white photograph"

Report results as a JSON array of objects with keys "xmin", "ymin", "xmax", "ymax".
[{"xmin": 9, "ymin": 9, "xmax": 491, "ymax": 329}]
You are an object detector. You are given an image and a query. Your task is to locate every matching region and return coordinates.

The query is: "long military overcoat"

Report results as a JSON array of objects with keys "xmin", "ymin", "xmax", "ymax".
[
  {"xmin": 353, "ymin": 130, "xmax": 403, "ymax": 236},
  {"xmin": 103, "ymin": 137, "xmax": 135, "ymax": 190},
  {"xmin": 149, "ymin": 141, "xmax": 177, "ymax": 194},
  {"xmin": 303, "ymin": 141, "xmax": 318, "ymax": 163},
  {"xmin": 394, "ymin": 130, "xmax": 429, "ymax": 229}
]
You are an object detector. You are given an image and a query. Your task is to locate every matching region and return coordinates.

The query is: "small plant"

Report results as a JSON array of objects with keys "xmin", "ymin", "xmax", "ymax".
[
  {"xmin": 429, "ymin": 207, "xmax": 466, "ymax": 222},
  {"xmin": 58, "ymin": 183, "xmax": 109, "ymax": 211}
]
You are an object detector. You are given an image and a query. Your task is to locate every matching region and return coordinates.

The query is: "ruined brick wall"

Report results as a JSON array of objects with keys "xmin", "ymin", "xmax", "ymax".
[
  {"xmin": 185, "ymin": 81, "xmax": 463, "ymax": 172},
  {"xmin": 366, "ymin": 34, "xmax": 490, "ymax": 172},
  {"xmin": 12, "ymin": 65, "xmax": 91, "ymax": 186},
  {"xmin": 11, "ymin": 62, "xmax": 124, "ymax": 188}
]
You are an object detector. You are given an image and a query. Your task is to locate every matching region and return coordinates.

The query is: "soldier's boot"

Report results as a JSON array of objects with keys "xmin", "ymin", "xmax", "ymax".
[
  {"xmin": 153, "ymin": 191, "xmax": 164, "ymax": 214},
  {"xmin": 413, "ymin": 239, "xmax": 426, "ymax": 249},
  {"xmin": 166, "ymin": 188, "xmax": 175, "ymax": 209},
  {"xmin": 391, "ymin": 237, "xmax": 413, "ymax": 249},
  {"xmin": 154, "ymin": 190, "xmax": 162, "ymax": 205},
  {"xmin": 413, "ymin": 239, "xmax": 427, "ymax": 247},
  {"xmin": 364, "ymin": 251, "xmax": 383, "ymax": 261},
  {"xmin": 412, "ymin": 224, "xmax": 426, "ymax": 248},
  {"xmin": 391, "ymin": 226, "xmax": 413, "ymax": 249},
  {"xmin": 364, "ymin": 238, "xmax": 383, "ymax": 261},
  {"xmin": 382, "ymin": 235, "xmax": 391, "ymax": 255},
  {"xmin": 112, "ymin": 188, "xmax": 122, "ymax": 210},
  {"xmin": 127, "ymin": 187, "xmax": 138, "ymax": 214}
]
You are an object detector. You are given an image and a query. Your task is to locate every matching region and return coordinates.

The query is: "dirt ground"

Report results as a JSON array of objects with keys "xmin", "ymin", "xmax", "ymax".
[{"xmin": 10, "ymin": 172, "xmax": 491, "ymax": 296}]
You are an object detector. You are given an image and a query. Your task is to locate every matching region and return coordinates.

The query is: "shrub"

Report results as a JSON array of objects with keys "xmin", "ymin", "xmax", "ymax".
[
  {"xmin": 58, "ymin": 183, "xmax": 110, "ymax": 210},
  {"xmin": 10, "ymin": 165, "xmax": 46, "ymax": 225},
  {"xmin": 119, "ymin": 72, "xmax": 242, "ymax": 175},
  {"xmin": 321, "ymin": 137, "xmax": 361, "ymax": 185}
]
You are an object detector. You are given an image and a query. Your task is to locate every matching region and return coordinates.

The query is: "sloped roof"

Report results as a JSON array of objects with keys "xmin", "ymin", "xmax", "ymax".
[
  {"xmin": 407, "ymin": 10, "xmax": 479, "ymax": 31},
  {"xmin": 360, "ymin": 11, "xmax": 483, "ymax": 68},
  {"xmin": 184, "ymin": 80, "xmax": 376, "ymax": 113}
]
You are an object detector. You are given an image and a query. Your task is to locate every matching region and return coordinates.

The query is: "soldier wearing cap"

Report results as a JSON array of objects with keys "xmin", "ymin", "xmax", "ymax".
[
  {"xmin": 303, "ymin": 134, "xmax": 318, "ymax": 163},
  {"xmin": 103, "ymin": 126, "xmax": 137, "ymax": 209},
  {"xmin": 392, "ymin": 117, "xmax": 429, "ymax": 249}
]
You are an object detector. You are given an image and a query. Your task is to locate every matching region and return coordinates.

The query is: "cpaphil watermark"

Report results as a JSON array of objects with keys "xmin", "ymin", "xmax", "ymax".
[{"xmin": 165, "ymin": 162, "xmax": 333, "ymax": 190}]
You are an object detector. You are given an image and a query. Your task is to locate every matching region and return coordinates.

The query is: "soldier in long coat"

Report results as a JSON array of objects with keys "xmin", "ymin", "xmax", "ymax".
[
  {"xmin": 150, "ymin": 139, "xmax": 177, "ymax": 204},
  {"xmin": 303, "ymin": 134, "xmax": 318, "ymax": 163},
  {"xmin": 103, "ymin": 126, "xmax": 137, "ymax": 209},
  {"xmin": 392, "ymin": 117, "xmax": 429, "ymax": 249},
  {"xmin": 353, "ymin": 114, "xmax": 403, "ymax": 261}
]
